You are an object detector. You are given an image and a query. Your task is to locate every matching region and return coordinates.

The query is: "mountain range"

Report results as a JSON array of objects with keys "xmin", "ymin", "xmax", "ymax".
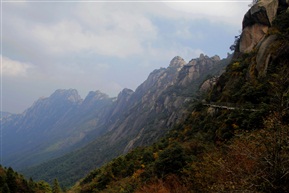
[
  {"xmin": 2, "ymin": 53, "xmax": 229, "ymax": 186},
  {"xmin": 70, "ymin": 0, "xmax": 289, "ymax": 192},
  {"xmin": 1, "ymin": 0, "xmax": 289, "ymax": 192}
]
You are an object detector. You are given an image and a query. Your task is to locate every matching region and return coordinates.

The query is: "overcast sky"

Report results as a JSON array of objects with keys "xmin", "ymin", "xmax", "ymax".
[{"xmin": 1, "ymin": 0, "xmax": 250, "ymax": 113}]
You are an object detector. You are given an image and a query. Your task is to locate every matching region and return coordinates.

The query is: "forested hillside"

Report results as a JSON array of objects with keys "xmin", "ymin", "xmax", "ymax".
[
  {"xmin": 69, "ymin": 0, "xmax": 289, "ymax": 192},
  {"xmin": 2, "ymin": 0, "xmax": 289, "ymax": 192},
  {"xmin": 21, "ymin": 54, "xmax": 229, "ymax": 187},
  {"xmin": 0, "ymin": 165, "xmax": 60, "ymax": 193}
]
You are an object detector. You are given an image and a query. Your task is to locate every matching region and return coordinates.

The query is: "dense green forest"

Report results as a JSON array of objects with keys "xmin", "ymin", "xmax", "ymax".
[{"xmin": 0, "ymin": 165, "xmax": 63, "ymax": 193}]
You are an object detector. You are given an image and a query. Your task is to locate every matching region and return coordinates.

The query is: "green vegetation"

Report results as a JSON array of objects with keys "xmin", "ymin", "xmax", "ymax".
[
  {"xmin": 71, "ymin": 103, "xmax": 289, "ymax": 192},
  {"xmin": 6, "ymin": 2, "xmax": 289, "ymax": 193},
  {"xmin": 69, "ymin": 12, "xmax": 289, "ymax": 192},
  {"xmin": 52, "ymin": 179, "xmax": 63, "ymax": 193},
  {"xmin": 0, "ymin": 165, "xmax": 53, "ymax": 193},
  {"xmin": 22, "ymin": 54, "xmax": 229, "ymax": 188},
  {"xmin": 23, "ymin": 32, "xmax": 288, "ymax": 191},
  {"xmin": 273, "ymin": 10, "xmax": 289, "ymax": 34}
]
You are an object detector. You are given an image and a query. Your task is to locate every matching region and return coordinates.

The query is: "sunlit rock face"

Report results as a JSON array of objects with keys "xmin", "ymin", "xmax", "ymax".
[{"xmin": 239, "ymin": 0, "xmax": 279, "ymax": 53}]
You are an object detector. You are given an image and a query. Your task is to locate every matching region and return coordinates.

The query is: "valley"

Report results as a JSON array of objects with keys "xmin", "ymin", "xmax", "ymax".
[{"xmin": 1, "ymin": 0, "xmax": 289, "ymax": 192}]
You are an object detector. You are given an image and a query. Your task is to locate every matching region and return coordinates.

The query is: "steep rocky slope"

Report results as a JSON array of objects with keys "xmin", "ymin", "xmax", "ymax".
[
  {"xmin": 106, "ymin": 55, "xmax": 226, "ymax": 152},
  {"xmin": 71, "ymin": 1, "xmax": 289, "ymax": 192},
  {"xmin": 4, "ymin": 0, "xmax": 288, "ymax": 191},
  {"xmin": 2, "ymin": 89, "xmax": 114, "ymax": 169},
  {"xmin": 213, "ymin": 0, "xmax": 289, "ymax": 105},
  {"xmin": 21, "ymin": 54, "xmax": 229, "ymax": 187}
]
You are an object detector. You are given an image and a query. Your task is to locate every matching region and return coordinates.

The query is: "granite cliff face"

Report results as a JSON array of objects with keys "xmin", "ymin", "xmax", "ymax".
[
  {"xmin": 20, "ymin": 54, "xmax": 229, "ymax": 186},
  {"xmin": 211, "ymin": 0, "xmax": 289, "ymax": 107},
  {"xmin": 236, "ymin": 0, "xmax": 289, "ymax": 78},
  {"xmin": 105, "ymin": 54, "xmax": 227, "ymax": 153},
  {"xmin": 239, "ymin": 0, "xmax": 288, "ymax": 53}
]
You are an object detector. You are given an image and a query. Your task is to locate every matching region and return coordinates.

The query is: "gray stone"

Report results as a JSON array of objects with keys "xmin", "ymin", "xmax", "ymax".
[
  {"xmin": 239, "ymin": 0, "xmax": 279, "ymax": 53},
  {"xmin": 256, "ymin": 35, "xmax": 278, "ymax": 76},
  {"xmin": 169, "ymin": 56, "xmax": 186, "ymax": 68},
  {"xmin": 240, "ymin": 24, "xmax": 268, "ymax": 53}
]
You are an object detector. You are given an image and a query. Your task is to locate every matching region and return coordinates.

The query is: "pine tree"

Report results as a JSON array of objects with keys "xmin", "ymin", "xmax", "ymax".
[
  {"xmin": 6, "ymin": 167, "xmax": 17, "ymax": 193},
  {"xmin": 2, "ymin": 183, "xmax": 10, "ymax": 193},
  {"xmin": 52, "ymin": 178, "xmax": 62, "ymax": 193}
]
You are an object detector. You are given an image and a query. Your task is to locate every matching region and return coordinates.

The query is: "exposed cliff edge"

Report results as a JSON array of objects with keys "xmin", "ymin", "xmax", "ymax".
[
  {"xmin": 239, "ymin": 0, "xmax": 288, "ymax": 53},
  {"xmin": 211, "ymin": 0, "xmax": 289, "ymax": 106}
]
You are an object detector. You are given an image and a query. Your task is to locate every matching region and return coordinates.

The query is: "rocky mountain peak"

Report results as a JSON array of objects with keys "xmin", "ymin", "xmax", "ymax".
[
  {"xmin": 169, "ymin": 56, "xmax": 186, "ymax": 68},
  {"xmin": 211, "ymin": 55, "xmax": 221, "ymax": 61},
  {"xmin": 117, "ymin": 88, "xmax": 134, "ymax": 100},
  {"xmin": 50, "ymin": 89, "xmax": 82, "ymax": 103},
  {"xmin": 80, "ymin": 90, "xmax": 110, "ymax": 109},
  {"xmin": 199, "ymin": 53, "xmax": 206, "ymax": 60},
  {"xmin": 84, "ymin": 90, "xmax": 109, "ymax": 102},
  {"xmin": 187, "ymin": 54, "xmax": 219, "ymax": 66}
]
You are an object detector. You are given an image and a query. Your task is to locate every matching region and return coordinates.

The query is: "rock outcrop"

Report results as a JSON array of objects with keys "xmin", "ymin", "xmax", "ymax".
[
  {"xmin": 178, "ymin": 54, "xmax": 221, "ymax": 86},
  {"xmin": 239, "ymin": 0, "xmax": 279, "ymax": 53},
  {"xmin": 255, "ymin": 34, "xmax": 278, "ymax": 76},
  {"xmin": 238, "ymin": 0, "xmax": 289, "ymax": 77},
  {"xmin": 81, "ymin": 90, "xmax": 109, "ymax": 108},
  {"xmin": 215, "ymin": 0, "xmax": 289, "ymax": 105},
  {"xmin": 200, "ymin": 76, "xmax": 219, "ymax": 92},
  {"xmin": 169, "ymin": 56, "xmax": 186, "ymax": 68}
]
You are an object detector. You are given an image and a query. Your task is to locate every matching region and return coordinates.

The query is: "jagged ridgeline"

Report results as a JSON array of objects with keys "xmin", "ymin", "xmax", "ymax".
[
  {"xmin": 2, "ymin": 0, "xmax": 289, "ymax": 192},
  {"xmin": 2, "ymin": 54, "xmax": 230, "ymax": 186},
  {"xmin": 69, "ymin": 0, "xmax": 289, "ymax": 192},
  {"xmin": 1, "ymin": 90, "xmax": 114, "ymax": 170}
]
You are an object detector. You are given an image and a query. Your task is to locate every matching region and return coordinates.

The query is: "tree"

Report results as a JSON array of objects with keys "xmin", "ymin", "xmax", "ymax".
[
  {"xmin": 52, "ymin": 179, "xmax": 62, "ymax": 193},
  {"xmin": 230, "ymin": 35, "xmax": 241, "ymax": 51},
  {"xmin": 2, "ymin": 183, "xmax": 10, "ymax": 193},
  {"xmin": 154, "ymin": 143, "xmax": 186, "ymax": 177},
  {"xmin": 37, "ymin": 181, "xmax": 52, "ymax": 193},
  {"xmin": 220, "ymin": 113, "xmax": 289, "ymax": 192},
  {"xmin": 269, "ymin": 67, "xmax": 289, "ymax": 113},
  {"xmin": 6, "ymin": 167, "xmax": 17, "ymax": 193},
  {"xmin": 256, "ymin": 113, "xmax": 289, "ymax": 192}
]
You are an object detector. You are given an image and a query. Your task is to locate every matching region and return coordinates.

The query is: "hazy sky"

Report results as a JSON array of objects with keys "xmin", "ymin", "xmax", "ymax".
[{"xmin": 1, "ymin": 0, "xmax": 250, "ymax": 113}]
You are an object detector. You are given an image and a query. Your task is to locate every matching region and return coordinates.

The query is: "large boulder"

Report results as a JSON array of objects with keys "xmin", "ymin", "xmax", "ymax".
[
  {"xmin": 239, "ymin": 0, "xmax": 279, "ymax": 53},
  {"xmin": 243, "ymin": 0, "xmax": 279, "ymax": 28},
  {"xmin": 200, "ymin": 76, "xmax": 218, "ymax": 92},
  {"xmin": 239, "ymin": 24, "xmax": 269, "ymax": 53}
]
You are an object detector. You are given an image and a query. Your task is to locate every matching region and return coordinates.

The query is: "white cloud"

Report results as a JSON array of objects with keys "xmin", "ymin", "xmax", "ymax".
[
  {"xmin": 162, "ymin": 1, "xmax": 249, "ymax": 27},
  {"xmin": 1, "ymin": 1, "xmax": 250, "ymax": 113},
  {"xmin": 1, "ymin": 56, "xmax": 33, "ymax": 77},
  {"xmin": 3, "ymin": 2, "xmax": 247, "ymax": 61},
  {"xmin": 6, "ymin": 3, "xmax": 158, "ymax": 58}
]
